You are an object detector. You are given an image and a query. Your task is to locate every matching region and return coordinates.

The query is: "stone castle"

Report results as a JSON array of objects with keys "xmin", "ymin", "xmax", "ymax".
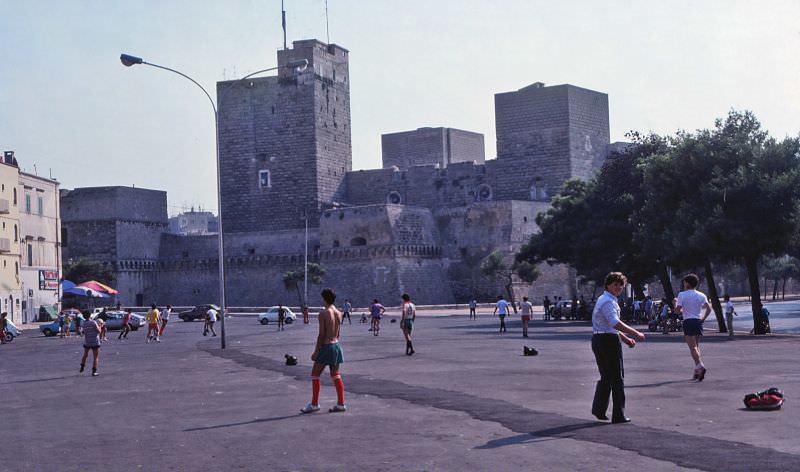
[{"xmin": 62, "ymin": 39, "xmax": 611, "ymax": 307}]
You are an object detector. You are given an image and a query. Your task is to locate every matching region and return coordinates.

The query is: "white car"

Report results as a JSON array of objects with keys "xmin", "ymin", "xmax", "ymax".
[{"xmin": 257, "ymin": 306, "xmax": 297, "ymax": 325}]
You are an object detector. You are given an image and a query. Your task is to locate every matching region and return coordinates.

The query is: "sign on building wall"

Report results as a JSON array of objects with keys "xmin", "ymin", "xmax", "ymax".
[{"xmin": 39, "ymin": 270, "xmax": 59, "ymax": 290}]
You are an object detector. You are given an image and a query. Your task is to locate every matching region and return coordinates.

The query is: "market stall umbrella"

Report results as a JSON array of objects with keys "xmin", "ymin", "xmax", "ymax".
[
  {"xmin": 61, "ymin": 280, "xmax": 76, "ymax": 292},
  {"xmin": 65, "ymin": 286, "xmax": 108, "ymax": 298},
  {"xmin": 77, "ymin": 280, "xmax": 118, "ymax": 295}
]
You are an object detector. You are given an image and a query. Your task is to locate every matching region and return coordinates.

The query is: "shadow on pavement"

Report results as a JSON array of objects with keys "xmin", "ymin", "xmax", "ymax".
[
  {"xmin": 475, "ymin": 421, "xmax": 606, "ymax": 449},
  {"xmin": 184, "ymin": 414, "xmax": 299, "ymax": 432}
]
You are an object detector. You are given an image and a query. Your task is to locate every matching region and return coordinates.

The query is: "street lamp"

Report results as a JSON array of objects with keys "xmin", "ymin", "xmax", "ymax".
[{"xmin": 120, "ymin": 53, "xmax": 308, "ymax": 349}]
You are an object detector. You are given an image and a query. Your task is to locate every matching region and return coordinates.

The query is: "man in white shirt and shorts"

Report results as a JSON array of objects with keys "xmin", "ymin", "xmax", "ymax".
[{"xmin": 674, "ymin": 273, "xmax": 712, "ymax": 381}]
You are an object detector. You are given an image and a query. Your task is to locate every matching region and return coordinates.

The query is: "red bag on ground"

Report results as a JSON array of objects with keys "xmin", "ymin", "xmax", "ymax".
[{"xmin": 743, "ymin": 388, "xmax": 785, "ymax": 410}]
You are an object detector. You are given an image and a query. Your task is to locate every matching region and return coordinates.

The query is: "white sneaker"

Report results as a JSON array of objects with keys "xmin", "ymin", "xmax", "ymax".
[
  {"xmin": 329, "ymin": 404, "xmax": 347, "ymax": 413},
  {"xmin": 300, "ymin": 403, "xmax": 320, "ymax": 414}
]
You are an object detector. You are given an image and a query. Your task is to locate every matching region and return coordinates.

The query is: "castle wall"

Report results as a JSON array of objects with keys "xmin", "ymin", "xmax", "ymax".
[
  {"xmin": 381, "ymin": 127, "xmax": 485, "ymax": 169},
  {"xmin": 567, "ymin": 86, "xmax": 610, "ymax": 181},
  {"xmin": 218, "ymin": 40, "xmax": 351, "ymax": 233}
]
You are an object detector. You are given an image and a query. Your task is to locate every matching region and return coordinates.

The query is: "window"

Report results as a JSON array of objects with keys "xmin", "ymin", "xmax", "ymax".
[
  {"xmin": 386, "ymin": 191, "xmax": 402, "ymax": 205},
  {"xmin": 25, "ymin": 194, "xmax": 31, "ymax": 213},
  {"xmin": 13, "ymin": 225, "xmax": 17, "ymax": 242},
  {"xmin": 37, "ymin": 196, "xmax": 43, "ymax": 215},
  {"xmin": 12, "ymin": 188, "xmax": 16, "ymax": 205},
  {"xmin": 258, "ymin": 170, "xmax": 271, "ymax": 188},
  {"xmin": 350, "ymin": 237, "xmax": 367, "ymax": 247},
  {"xmin": 27, "ymin": 244, "xmax": 32, "ymax": 266},
  {"xmin": 14, "ymin": 262, "xmax": 18, "ymax": 275}
]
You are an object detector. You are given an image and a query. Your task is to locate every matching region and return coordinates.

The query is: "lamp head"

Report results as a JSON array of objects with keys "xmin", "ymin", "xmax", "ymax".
[{"xmin": 120, "ymin": 54, "xmax": 143, "ymax": 67}]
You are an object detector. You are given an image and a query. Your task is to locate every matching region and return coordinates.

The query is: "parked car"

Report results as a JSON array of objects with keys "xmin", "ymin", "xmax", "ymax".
[
  {"xmin": 257, "ymin": 306, "xmax": 297, "ymax": 325},
  {"xmin": 101, "ymin": 311, "xmax": 144, "ymax": 331},
  {"xmin": 40, "ymin": 318, "xmax": 76, "ymax": 337},
  {"xmin": 179, "ymin": 305, "xmax": 220, "ymax": 322},
  {"xmin": 3, "ymin": 319, "xmax": 21, "ymax": 341}
]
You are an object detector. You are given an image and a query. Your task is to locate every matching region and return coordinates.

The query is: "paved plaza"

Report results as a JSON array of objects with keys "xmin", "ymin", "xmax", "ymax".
[{"xmin": 2, "ymin": 307, "xmax": 799, "ymax": 472}]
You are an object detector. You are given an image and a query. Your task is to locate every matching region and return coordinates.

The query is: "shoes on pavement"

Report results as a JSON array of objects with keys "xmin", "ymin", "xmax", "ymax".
[
  {"xmin": 329, "ymin": 404, "xmax": 347, "ymax": 413},
  {"xmin": 91, "ymin": 371, "xmax": 99, "ymax": 377},
  {"xmin": 79, "ymin": 364, "xmax": 85, "ymax": 373},
  {"xmin": 697, "ymin": 367, "xmax": 707, "ymax": 382},
  {"xmin": 300, "ymin": 403, "xmax": 320, "ymax": 414},
  {"xmin": 611, "ymin": 416, "xmax": 631, "ymax": 424},
  {"xmin": 591, "ymin": 410, "xmax": 609, "ymax": 421}
]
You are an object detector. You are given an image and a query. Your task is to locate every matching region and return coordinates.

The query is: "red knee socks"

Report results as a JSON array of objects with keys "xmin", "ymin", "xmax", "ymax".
[
  {"xmin": 332, "ymin": 374, "xmax": 345, "ymax": 405},
  {"xmin": 311, "ymin": 376, "xmax": 321, "ymax": 405}
]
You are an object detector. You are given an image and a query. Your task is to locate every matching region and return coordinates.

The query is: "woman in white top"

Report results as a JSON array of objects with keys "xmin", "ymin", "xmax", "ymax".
[
  {"xmin": 673, "ymin": 274, "xmax": 712, "ymax": 381},
  {"xmin": 724, "ymin": 295, "xmax": 735, "ymax": 337}
]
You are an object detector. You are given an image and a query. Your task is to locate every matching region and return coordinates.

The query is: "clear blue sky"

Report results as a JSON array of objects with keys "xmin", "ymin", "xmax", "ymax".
[{"xmin": 1, "ymin": 0, "xmax": 798, "ymax": 215}]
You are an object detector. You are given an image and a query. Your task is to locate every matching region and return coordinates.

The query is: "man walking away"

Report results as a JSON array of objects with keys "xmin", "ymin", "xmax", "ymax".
[
  {"xmin": 591, "ymin": 272, "xmax": 645, "ymax": 424},
  {"xmin": 543, "ymin": 296, "xmax": 551, "ymax": 321},
  {"xmin": 674, "ymin": 274, "xmax": 712, "ymax": 380},
  {"xmin": 520, "ymin": 296, "xmax": 533, "ymax": 338},
  {"xmin": 493, "ymin": 295, "xmax": 510, "ymax": 333},
  {"xmin": 145, "ymin": 304, "xmax": 160, "ymax": 343},
  {"xmin": 159, "ymin": 305, "xmax": 172, "ymax": 337},
  {"xmin": 401, "ymin": 293, "xmax": 416, "ymax": 355},
  {"xmin": 79, "ymin": 314, "xmax": 102, "ymax": 376},
  {"xmin": 369, "ymin": 299, "xmax": 385, "ymax": 336},
  {"xmin": 205, "ymin": 306, "xmax": 218, "ymax": 337}
]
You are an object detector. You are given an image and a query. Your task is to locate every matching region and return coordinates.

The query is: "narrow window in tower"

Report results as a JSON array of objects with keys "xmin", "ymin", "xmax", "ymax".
[{"xmin": 259, "ymin": 170, "xmax": 271, "ymax": 189}]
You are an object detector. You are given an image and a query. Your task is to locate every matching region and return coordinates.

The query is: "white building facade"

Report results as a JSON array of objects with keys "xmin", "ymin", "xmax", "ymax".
[{"xmin": 18, "ymin": 172, "xmax": 61, "ymax": 323}]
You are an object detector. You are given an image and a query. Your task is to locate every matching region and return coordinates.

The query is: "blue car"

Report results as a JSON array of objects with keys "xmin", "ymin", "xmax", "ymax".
[{"xmin": 40, "ymin": 318, "xmax": 79, "ymax": 337}]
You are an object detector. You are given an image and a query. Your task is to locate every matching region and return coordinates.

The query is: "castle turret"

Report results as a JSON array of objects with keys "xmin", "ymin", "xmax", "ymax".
[{"xmin": 218, "ymin": 39, "xmax": 351, "ymax": 232}]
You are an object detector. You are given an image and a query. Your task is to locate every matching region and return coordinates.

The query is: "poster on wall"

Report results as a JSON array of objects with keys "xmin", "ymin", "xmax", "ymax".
[{"xmin": 39, "ymin": 270, "xmax": 59, "ymax": 290}]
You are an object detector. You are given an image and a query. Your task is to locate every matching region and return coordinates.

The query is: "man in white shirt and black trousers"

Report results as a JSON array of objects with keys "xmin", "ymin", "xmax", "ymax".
[{"xmin": 591, "ymin": 272, "xmax": 646, "ymax": 424}]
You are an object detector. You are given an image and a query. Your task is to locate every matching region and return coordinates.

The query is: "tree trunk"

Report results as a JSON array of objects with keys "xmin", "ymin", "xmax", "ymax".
[
  {"xmin": 744, "ymin": 256, "xmax": 765, "ymax": 334},
  {"xmin": 657, "ymin": 263, "xmax": 676, "ymax": 308},
  {"xmin": 762, "ymin": 276, "xmax": 768, "ymax": 301},
  {"xmin": 782, "ymin": 277, "xmax": 787, "ymax": 300},
  {"xmin": 703, "ymin": 260, "xmax": 726, "ymax": 333},
  {"xmin": 294, "ymin": 284, "xmax": 304, "ymax": 309},
  {"xmin": 772, "ymin": 278, "xmax": 779, "ymax": 300}
]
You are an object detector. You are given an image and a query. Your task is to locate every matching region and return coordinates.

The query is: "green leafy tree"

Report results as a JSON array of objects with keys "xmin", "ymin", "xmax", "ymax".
[
  {"xmin": 282, "ymin": 263, "xmax": 326, "ymax": 307},
  {"xmin": 480, "ymin": 250, "xmax": 540, "ymax": 310},
  {"xmin": 701, "ymin": 111, "xmax": 800, "ymax": 333},
  {"xmin": 63, "ymin": 258, "xmax": 115, "ymax": 286}
]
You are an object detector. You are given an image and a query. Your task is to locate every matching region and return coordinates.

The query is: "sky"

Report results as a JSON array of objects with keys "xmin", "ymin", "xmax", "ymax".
[{"xmin": 1, "ymin": 0, "xmax": 798, "ymax": 216}]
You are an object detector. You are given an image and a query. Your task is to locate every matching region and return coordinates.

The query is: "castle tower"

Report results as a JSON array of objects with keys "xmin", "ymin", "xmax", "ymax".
[
  {"xmin": 218, "ymin": 39, "xmax": 351, "ymax": 232},
  {"xmin": 494, "ymin": 82, "xmax": 609, "ymax": 184}
]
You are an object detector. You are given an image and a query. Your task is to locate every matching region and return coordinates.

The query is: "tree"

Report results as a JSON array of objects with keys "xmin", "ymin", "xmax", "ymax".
[
  {"xmin": 480, "ymin": 250, "xmax": 540, "ymax": 310},
  {"xmin": 63, "ymin": 258, "xmax": 115, "ymax": 285},
  {"xmin": 701, "ymin": 111, "xmax": 800, "ymax": 333},
  {"xmin": 517, "ymin": 134, "xmax": 670, "ymax": 294},
  {"xmin": 282, "ymin": 263, "xmax": 326, "ymax": 307},
  {"xmin": 447, "ymin": 247, "xmax": 493, "ymax": 301}
]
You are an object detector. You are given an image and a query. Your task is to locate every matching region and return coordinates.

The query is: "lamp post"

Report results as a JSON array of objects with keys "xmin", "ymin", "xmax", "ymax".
[{"xmin": 120, "ymin": 53, "xmax": 308, "ymax": 349}]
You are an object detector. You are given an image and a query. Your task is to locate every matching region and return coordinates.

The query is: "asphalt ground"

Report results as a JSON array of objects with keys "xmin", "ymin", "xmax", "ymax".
[{"xmin": 2, "ymin": 311, "xmax": 798, "ymax": 472}]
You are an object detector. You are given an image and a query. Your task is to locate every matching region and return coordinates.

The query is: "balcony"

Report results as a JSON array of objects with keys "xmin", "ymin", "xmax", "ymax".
[
  {"xmin": 0, "ymin": 199, "xmax": 8, "ymax": 214},
  {"xmin": 0, "ymin": 238, "xmax": 10, "ymax": 253}
]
